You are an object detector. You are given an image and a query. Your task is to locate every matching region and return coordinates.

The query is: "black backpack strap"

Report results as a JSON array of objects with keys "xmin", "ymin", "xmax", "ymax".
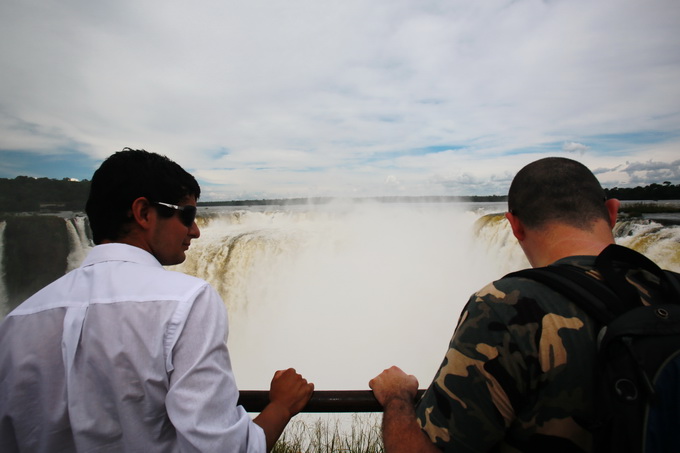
[
  {"xmin": 505, "ymin": 245, "xmax": 680, "ymax": 324},
  {"xmin": 662, "ymin": 270, "xmax": 680, "ymax": 299},
  {"xmin": 595, "ymin": 244, "xmax": 680, "ymax": 307},
  {"xmin": 505, "ymin": 265, "xmax": 620, "ymax": 325},
  {"xmin": 595, "ymin": 245, "xmax": 659, "ymax": 311}
]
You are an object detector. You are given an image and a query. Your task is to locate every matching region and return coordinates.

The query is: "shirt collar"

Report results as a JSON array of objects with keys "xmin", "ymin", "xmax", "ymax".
[{"xmin": 81, "ymin": 243, "xmax": 163, "ymax": 269}]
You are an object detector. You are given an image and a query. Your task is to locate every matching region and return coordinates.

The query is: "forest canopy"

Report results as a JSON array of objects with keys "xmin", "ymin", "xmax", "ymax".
[
  {"xmin": 0, "ymin": 176, "xmax": 91, "ymax": 212},
  {"xmin": 603, "ymin": 181, "xmax": 680, "ymax": 200}
]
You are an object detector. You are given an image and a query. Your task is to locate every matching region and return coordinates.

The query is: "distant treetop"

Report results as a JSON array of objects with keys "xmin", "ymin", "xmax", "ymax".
[
  {"xmin": 604, "ymin": 182, "xmax": 680, "ymax": 201},
  {"xmin": 0, "ymin": 176, "xmax": 91, "ymax": 213}
]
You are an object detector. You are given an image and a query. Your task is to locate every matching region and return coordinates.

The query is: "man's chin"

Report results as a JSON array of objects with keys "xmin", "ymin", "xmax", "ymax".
[{"xmin": 161, "ymin": 253, "xmax": 186, "ymax": 267}]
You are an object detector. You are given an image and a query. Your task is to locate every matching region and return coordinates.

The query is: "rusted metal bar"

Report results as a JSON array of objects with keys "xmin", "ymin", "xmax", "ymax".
[{"xmin": 238, "ymin": 389, "xmax": 426, "ymax": 413}]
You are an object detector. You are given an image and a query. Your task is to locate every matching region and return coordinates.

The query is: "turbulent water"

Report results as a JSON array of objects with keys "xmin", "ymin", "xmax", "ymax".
[{"xmin": 1, "ymin": 201, "xmax": 679, "ymax": 392}]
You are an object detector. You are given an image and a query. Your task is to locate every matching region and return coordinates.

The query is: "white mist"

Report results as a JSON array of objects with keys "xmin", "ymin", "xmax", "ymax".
[{"xmin": 173, "ymin": 202, "xmax": 524, "ymax": 391}]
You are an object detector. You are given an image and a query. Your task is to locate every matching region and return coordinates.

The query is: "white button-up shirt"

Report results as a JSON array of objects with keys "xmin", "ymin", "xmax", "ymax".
[{"xmin": 0, "ymin": 243, "xmax": 265, "ymax": 452}]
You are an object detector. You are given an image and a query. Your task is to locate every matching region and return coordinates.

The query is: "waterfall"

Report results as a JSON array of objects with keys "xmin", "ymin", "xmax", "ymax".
[
  {"xmin": 473, "ymin": 215, "xmax": 680, "ymax": 273},
  {"xmin": 65, "ymin": 216, "xmax": 93, "ymax": 271},
  {"xmin": 470, "ymin": 213, "xmax": 529, "ymax": 276},
  {"xmin": 473, "ymin": 215, "xmax": 680, "ymax": 274},
  {"xmin": 173, "ymin": 203, "xmax": 496, "ymax": 389},
  {"xmin": 1, "ymin": 204, "xmax": 679, "ymax": 391},
  {"xmin": 614, "ymin": 220, "xmax": 680, "ymax": 271}
]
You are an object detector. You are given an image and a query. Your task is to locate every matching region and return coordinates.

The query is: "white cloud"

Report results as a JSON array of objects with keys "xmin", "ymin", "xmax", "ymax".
[
  {"xmin": 384, "ymin": 175, "xmax": 399, "ymax": 185},
  {"xmin": 562, "ymin": 142, "xmax": 589, "ymax": 154},
  {"xmin": 1, "ymin": 0, "xmax": 679, "ymax": 199},
  {"xmin": 619, "ymin": 160, "xmax": 680, "ymax": 184}
]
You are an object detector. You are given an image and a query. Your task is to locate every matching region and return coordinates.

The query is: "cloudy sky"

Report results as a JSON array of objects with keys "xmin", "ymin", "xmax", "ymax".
[{"xmin": 1, "ymin": 0, "xmax": 679, "ymax": 201}]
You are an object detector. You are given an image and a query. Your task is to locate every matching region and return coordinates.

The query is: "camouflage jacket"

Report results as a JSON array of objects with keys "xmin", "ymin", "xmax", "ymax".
[{"xmin": 415, "ymin": 254, "xmax": 669, "ymax": 453}]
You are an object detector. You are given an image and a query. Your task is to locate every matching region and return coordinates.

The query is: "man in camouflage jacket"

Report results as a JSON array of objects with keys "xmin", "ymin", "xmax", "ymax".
[{"xmin": 369, "ymin": 157, "xmax": 657, "ymax": 452}]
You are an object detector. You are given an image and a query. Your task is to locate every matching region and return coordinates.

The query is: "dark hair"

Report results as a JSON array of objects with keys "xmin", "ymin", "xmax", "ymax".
[
  {"xmin": 85, "ymin": 148, "xmax": 201, "ymax": 244},
  {"xmin": 507, "ymin": 157, "xmax": 609, "ymax": 229}
]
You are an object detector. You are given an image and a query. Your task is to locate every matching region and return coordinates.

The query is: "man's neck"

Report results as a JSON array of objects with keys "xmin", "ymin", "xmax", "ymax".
[
  {"xmin": 525, "ymin": 221, "xmax": 616, "ymax": 268},
  {"xmin": 100, "ymin": 231, "xmax": 153, "ymax": 255}
]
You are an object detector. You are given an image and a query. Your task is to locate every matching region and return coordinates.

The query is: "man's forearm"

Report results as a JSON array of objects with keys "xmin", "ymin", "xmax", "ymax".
[
  {"xmin": 253, "ymin": 402, "xmax": 291, "ymax": 452},
  {"xmin": 381, "ymin": 397, "xmax": 442, "ymax": 453}
]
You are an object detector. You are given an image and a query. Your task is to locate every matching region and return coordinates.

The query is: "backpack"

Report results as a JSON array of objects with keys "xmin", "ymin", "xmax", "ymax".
[{"xmin": 504, "ymin": 244, "xmax": 680, "ymax": 453}]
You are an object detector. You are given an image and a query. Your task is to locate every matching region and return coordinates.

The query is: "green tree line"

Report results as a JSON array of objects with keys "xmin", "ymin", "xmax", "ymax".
[
  {"xmin": 0, "ymin": 176, "xmax": 91, "ymax": 212},
  {"xmin": 0, "ymin": 176, "xmax": 678, "ymax": 213},
  {"xmin": 604, "ymin": 181, "xmax": 680, "ymax": 200}
]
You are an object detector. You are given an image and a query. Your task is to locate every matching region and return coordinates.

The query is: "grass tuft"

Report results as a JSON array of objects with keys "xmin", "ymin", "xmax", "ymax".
[{"xmin": 273, "ymin": 414, "xmax": 384, "ymax": 453}]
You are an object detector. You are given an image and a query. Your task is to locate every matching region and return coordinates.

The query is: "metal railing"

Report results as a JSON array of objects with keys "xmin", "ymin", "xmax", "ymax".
[{"xmin": 238, "ymin": 390, "xmax": 426, "ymax": 413}]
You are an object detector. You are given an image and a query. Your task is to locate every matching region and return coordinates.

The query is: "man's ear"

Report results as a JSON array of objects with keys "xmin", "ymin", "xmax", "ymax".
[
  {"xmin": 505, "ymin": 211, "xmax": 526, "ymax": 241},
  {"xmin": 605, "ymin": 198, "xmax": 620, "ymax": 229},
  {"xmin": 130, "ymin": 197, "xmax": 154, "ymax": 230}
]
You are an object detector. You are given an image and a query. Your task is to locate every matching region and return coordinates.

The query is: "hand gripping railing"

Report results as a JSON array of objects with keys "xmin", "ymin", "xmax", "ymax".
[{"xmin": 238, "ymin": 389, "xmax": 426, "ymax": 413}]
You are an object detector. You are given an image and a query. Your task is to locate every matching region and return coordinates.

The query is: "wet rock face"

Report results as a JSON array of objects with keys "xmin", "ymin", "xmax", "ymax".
[{"xmin": 4, "ymin": 216, "xmax": 70, "ymax": 309}]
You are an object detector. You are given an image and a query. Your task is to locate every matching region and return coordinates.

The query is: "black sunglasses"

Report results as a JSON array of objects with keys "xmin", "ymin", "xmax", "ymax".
[{"xmin": 152, "ymin": 201, "xmax": 197, "ymax": 227}]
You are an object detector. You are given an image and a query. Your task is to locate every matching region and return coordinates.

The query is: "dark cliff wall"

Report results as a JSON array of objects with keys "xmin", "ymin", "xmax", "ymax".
[{"xmin": 4, "ymin": 216, "xmax": 70, "ymax": 310}]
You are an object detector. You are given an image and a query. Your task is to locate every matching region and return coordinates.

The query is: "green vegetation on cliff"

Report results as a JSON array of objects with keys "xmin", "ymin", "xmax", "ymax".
[
  {"xmin": 604, "ymin": 181, "xmax": 680, "ymax": 200},
  {"xmin": 0, "ymin": 176, "xmax": 90, "ymax": 212}
]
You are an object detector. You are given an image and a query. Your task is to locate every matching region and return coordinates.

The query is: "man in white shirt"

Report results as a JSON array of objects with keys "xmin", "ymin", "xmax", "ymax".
[{"xmin": 0, "ymin": 148, "xmax": 314, "ymax": 452}]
